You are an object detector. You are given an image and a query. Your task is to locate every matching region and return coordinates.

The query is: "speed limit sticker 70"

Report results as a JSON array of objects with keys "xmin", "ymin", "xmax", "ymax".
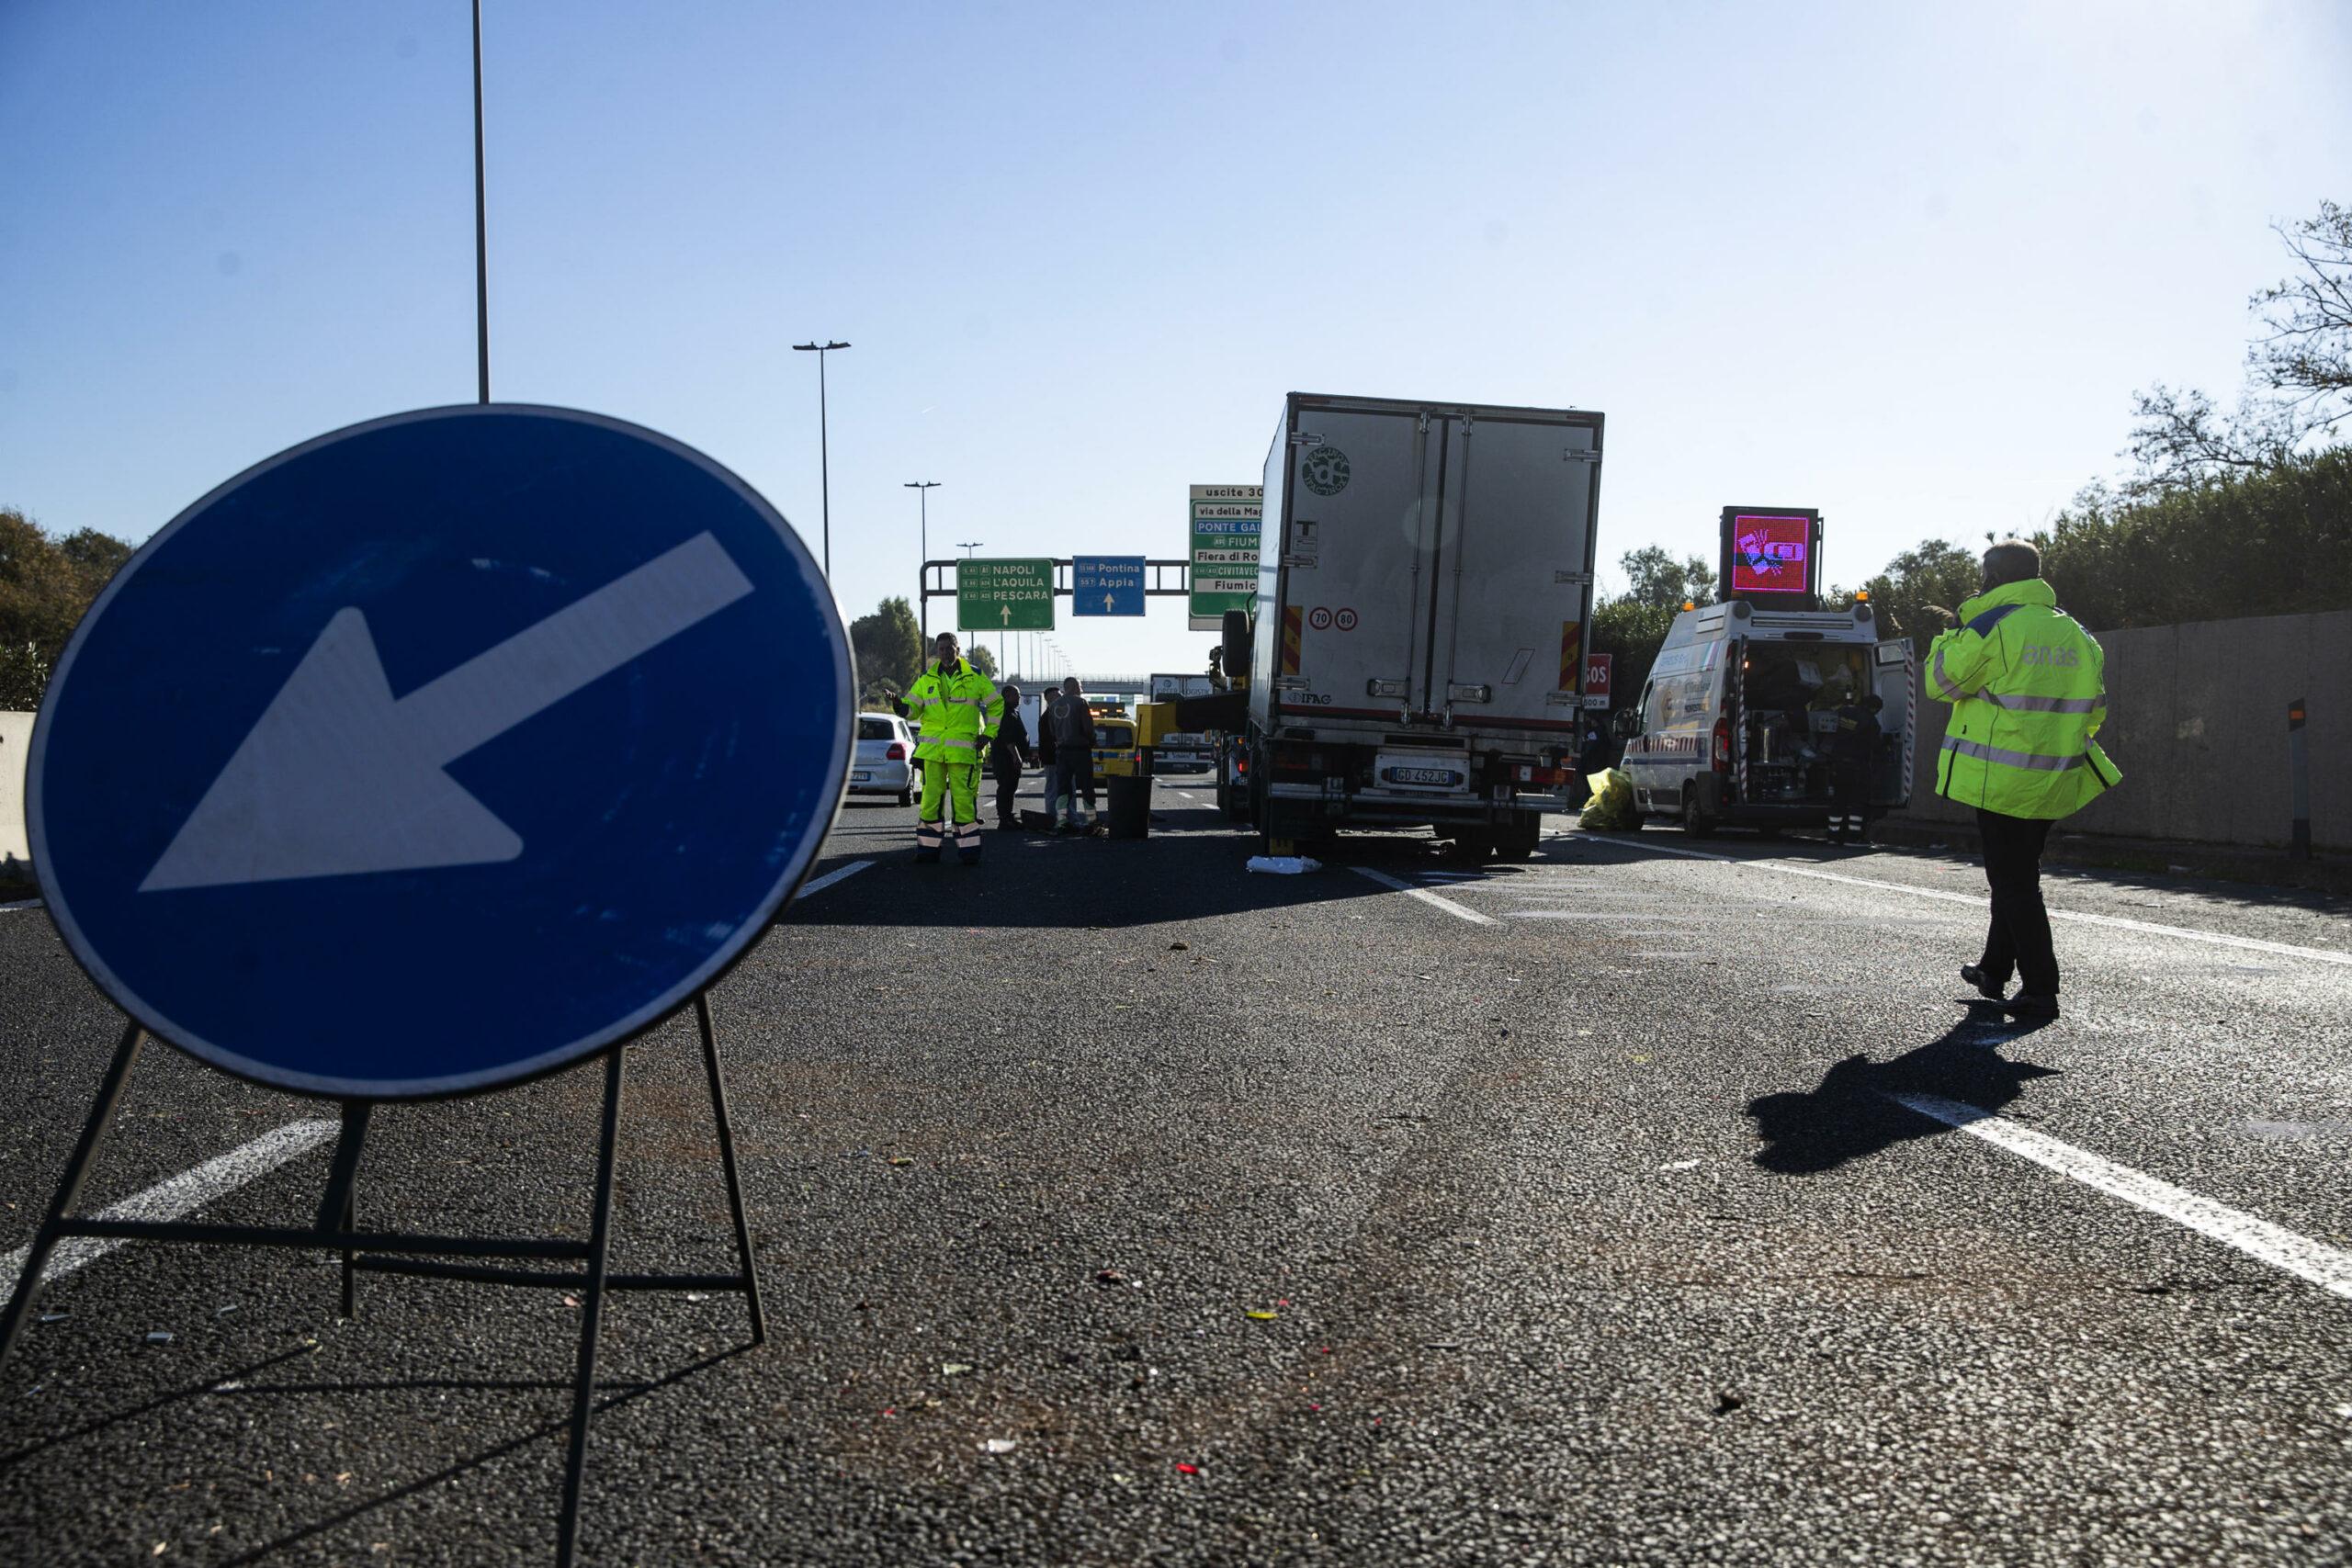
[{"xmin": 1306, "ymin": 606, "xmax": 1333, "ymax": 631}]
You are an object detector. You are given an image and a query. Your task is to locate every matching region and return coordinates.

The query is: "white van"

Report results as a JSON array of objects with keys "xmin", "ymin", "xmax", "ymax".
[{"xmin": 1614, "ymin": 600, "xmax": 1914, "ymax": 835}]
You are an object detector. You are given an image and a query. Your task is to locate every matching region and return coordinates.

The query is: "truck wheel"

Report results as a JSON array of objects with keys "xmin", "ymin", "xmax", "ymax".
[{"xmin": 1682, "ymin": 783, "xmax": 1718, "ymax": 839}]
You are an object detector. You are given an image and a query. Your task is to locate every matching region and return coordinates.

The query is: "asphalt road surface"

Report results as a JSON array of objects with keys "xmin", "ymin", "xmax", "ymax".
[{"xmin": 6, "ymin": 774, "xmax": 2351, "ymax": 1565}]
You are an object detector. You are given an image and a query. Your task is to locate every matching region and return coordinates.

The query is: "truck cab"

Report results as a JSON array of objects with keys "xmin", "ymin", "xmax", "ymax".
[{"xmin": 1616, "ymin": 599, "xmax": 1914, "ymax": 835}]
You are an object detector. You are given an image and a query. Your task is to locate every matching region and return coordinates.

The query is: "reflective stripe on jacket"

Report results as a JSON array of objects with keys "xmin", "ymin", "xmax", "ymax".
[
  {"xmin": 901, "ymin": 660, "xmax": 1002, "ymax": 764},
  {"xmin": 1926, "ymin": 578, "xmax": 2121, "ymax": 819}
]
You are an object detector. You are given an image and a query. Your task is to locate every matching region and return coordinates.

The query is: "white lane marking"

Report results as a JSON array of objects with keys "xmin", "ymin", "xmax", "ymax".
[
  {"xmin": 1503, "ymin": 910, "xmax": 1690, "ymax": 921},
  {"xmin": 1888, "ymin": 1092, "xmax": 2352, "ymax": 1302},
  {"xmin": 0, "ymin": 899, "xmax": 42, "ymax": 913},
  {"xmin": 1, "ymin": 1119, "xmax": 340, "ymax": 1306},
  {"xmin": 1351, "ymin": 866, "xmax": 1499, "ymax": 927},
  {"xmin": 795, "ymin": 860, "xmax": 876, "ymax": 899},
  {"xmin": 1581, "ymin": 835, "xmax": 2352, "ymax": 967}
]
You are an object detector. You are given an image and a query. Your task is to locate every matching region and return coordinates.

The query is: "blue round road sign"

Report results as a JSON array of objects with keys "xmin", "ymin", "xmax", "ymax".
[{"xmin": 30, "ymin": 405, "xmax": 852, "ymax": 1099}]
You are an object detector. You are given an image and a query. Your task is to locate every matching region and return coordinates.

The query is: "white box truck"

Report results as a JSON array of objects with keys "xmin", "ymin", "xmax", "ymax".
[{"xmin": 1238, "ymin": 392, "xmax": 1601, "ymax": 858}]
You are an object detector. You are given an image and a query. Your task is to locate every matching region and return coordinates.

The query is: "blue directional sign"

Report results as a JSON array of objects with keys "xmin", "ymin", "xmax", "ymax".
[
  {"xmin": 1072, "ymin": 555, "xmax": 1146, "ymax": 617},
  {"xmin": 29, "ymin": 404, "xmax": 853, "ymax": 1100}
]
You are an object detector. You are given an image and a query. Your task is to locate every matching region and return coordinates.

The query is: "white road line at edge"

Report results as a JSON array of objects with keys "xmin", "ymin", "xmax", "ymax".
[
  {"xmin": 1351, "ymin": 866, "xmax": 1499, "ymax": 927},
  {"xmin": 1, "ymin": 1119, "xmax": 339, "ymax": 1307},
  {"xmin": 1888, "ymin": 1092, "xmax": 2352, "ymax": 1302},
  {"xmin": 0, "ymin": 899, "xmax": 42, "ymax": 913},
  {"xmin": 795, "ymin": 860, "xmax": 875, "ymax": 900},
  {"xmin": 1589, "ymin": 836, "xmax": 2352, "ymax": 967}
]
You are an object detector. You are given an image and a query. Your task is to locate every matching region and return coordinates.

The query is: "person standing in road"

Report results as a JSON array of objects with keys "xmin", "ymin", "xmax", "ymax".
[
  {"xmin": 892, "ymin": 632, "xmax": 1002, "ymax": 864},
  {"xmin": 1925, "ymin": 539, "xmax": 2122, "ymax": 1019},
  {"xmin": 1827, "ymin": 693, "xmax": 1883, "ymax": 845},
  {"xmin": 990, "ymin": 682, "xmax": 1037, "ymax": 829},
  {"xmin": 1043, "ymin": 676, "xmax": 1097, "ymax": 833}
]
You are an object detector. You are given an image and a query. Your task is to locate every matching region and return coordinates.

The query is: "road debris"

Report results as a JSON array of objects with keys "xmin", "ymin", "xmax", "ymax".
[
  {"xmin": 981, "ymin": 1437, "xmax": 1016, "ymax": 1454},
  {"xmin": 1245, "ymin": 856, "xmax": 1322, "ymax": 874},
  {"xmin": 144, "ymin": 1331, "xmax": 175, "ymax": 1346}
]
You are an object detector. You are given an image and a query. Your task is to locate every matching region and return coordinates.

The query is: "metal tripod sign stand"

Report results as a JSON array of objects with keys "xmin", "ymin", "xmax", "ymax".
[{"xmin": 0, "ymin": 405, "xmax": 854, "ymax": 1563}]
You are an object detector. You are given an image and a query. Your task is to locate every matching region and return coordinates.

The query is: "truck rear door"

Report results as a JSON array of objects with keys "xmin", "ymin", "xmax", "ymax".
[
  {"xmin": 1272, "ymin": 403, "xmax": 1441, "ymax": 721},
  {"xmin": 1871, "ymin": 638, "xmax": 1916, "ymax": 807},
  {"xmin": 1425, "ymin": 412, "xmax": 1600, "ymax": 736}
]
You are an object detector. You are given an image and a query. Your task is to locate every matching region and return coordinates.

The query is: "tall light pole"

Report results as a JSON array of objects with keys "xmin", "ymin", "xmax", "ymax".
[
  {"xmin": 956, "ymin": 543, "xmax": 989, "ymax": 668},
  {"xmin": 904, "ymin": 480, "xmax": 939, "ymax": 640},
  {"xmin": 792, "ymin": 340, "xmax": 850, "ymax": 579}
]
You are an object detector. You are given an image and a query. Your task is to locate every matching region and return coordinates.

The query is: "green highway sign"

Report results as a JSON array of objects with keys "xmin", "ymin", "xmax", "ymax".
[
  {"xmin": 956, "ymin": 557, "xmax": 1056, "ymax": 631},
  {"xmin": 1188, "ymin": 483, "xmax": 1262, "ymax": 631}
]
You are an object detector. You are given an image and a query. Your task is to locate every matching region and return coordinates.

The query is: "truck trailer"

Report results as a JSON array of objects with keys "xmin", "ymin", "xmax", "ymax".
[{"xmin": 1238, "ymin": 391, "xmax": 1602, "ymax": 858}]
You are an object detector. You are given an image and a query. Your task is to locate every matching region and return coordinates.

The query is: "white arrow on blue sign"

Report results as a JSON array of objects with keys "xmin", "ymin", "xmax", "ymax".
[
  {"xmin": 29, "ymin": 404, "xmax": 853, "ymax": 1100},
  {"xmin": 1072, "ymin": 556, "xmax": 1146, "ymax": 616}
]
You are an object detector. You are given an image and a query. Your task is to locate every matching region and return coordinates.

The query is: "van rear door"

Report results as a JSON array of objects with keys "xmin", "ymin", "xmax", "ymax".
[{"xmin": 1871, "ymin": 638, "xmax": 1916, "ymax": 807}]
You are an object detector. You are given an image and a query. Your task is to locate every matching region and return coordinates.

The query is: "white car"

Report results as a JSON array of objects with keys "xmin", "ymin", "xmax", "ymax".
[{"xmin": 851, "ymin": 713, "xmax": 916, "ymax": 806}]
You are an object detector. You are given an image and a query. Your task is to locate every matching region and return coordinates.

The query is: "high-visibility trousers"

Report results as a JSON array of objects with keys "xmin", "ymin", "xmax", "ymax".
[{"xmin": 917, "ymin": 761, "xmax": 982, "ymax": 863}]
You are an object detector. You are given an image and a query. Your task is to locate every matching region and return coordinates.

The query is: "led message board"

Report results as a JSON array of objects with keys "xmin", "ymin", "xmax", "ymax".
[{"xmin": 1718, "ymin": 506, "xmax": 1821, "ymax": 608}]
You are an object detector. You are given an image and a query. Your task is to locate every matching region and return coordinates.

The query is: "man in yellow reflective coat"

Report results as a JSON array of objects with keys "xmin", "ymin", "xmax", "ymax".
[
  {"xmin": 893, "ymin": 632, "xmax": 1002, "ymax": 864},
  {"xmin": 1925, "ymin": 539, "xmax": 2122, "ymax": 1019}
]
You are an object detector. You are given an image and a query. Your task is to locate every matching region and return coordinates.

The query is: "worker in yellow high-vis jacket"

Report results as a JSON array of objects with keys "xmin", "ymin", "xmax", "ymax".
[
  {"xmin": 892, "ymin": 632, "xmax": 1002, "ymax": 864},
  {"xmin": 1924, "ymin": 539, "xmax": 2122, "ymax": 1020}
]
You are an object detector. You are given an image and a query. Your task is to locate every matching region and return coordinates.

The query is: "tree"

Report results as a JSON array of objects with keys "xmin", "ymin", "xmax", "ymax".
[
  {"xmin": 1, "ymin": 509, "xmax": 134, "ymax": 710},
  {"xmin": 2129, "ymin": 198, "xmax": 2351, "ymax": 491},
  {"xmin": 967, "ymin": 643, "xmax": 999, "ymax": 681},
  {"xmin": 848, "ymin": 595, "xmax": 922, "ymax": 699},
  {"xmin": 1855, "ymin": 538, "xmax": 1983, "ymax": 641},
  {"xmin": 1617, "ymin": 545, "xmax": 1717, "ymax": 609}
]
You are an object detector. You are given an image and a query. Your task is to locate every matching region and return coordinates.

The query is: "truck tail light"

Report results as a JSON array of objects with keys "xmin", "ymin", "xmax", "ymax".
[
  {"xmin": 887, "ymin": 743, "xmax": 907, "ymax": 761},
  {"xmin": 1514, "ymin": 764, "xmax": 1573, "ymax": 786},
  {"xmin": 1711, "ymin": 718, "xmax": 1730, "ymax": 773}
]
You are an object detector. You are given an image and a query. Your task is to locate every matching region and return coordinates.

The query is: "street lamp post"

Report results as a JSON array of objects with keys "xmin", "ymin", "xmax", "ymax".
[
  {"xmin": 904, "ymin": 480, "xmax": 940, "ymax": 640},
  {"xmin": 792, "ymin": 340, "xmax": 850, "ymax": 579},
  {"xmin": 956, "ymin": 543, "xmax": 989, "ymax": 668}
]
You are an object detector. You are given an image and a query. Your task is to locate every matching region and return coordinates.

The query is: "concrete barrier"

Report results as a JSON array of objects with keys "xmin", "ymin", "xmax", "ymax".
[
  {"xmin": 1904, "ymin": 608, "xmax": 2350, "ymax": 852},
  {"xmin": 1, "ymin": 710, "xmax": 31, "ymax": 874}
]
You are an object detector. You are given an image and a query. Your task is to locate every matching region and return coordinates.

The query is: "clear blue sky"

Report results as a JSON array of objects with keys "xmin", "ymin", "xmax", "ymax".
[{"xmin": 3, "ymin": 1, "xmax": 2346, "ymax": 678}]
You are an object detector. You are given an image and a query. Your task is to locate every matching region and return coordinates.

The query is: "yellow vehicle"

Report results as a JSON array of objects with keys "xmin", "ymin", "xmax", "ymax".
[{"xmin": 1092, "ymin": 715, "xmax": 1141, "ymax": 777}]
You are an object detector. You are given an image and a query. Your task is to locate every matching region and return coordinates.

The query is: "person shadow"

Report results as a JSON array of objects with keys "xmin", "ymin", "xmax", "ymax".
[{"xmin": 1746, "ymin": 1006, "xmax": 2060, "ymax": 1176}]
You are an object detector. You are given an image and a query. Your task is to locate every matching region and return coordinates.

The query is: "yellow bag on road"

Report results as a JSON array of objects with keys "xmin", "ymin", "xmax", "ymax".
[{"xmin": 1577, "ymin": 768, "xmax": 1639, "ymax": 831}]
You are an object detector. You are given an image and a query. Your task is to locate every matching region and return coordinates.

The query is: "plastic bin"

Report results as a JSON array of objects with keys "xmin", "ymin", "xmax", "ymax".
[{"xmin": 1105, "ymin": 774, "xmax": 1150, "ymax": 840}]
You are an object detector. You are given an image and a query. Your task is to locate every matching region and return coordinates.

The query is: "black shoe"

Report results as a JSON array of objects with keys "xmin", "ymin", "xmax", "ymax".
[
  {"xmin": 1960, "ymin": 964, "xmax": 2007, "ymax": 1002},
  {"xmin": 2007, "ymin": 992, "xmax": 2060, "ymax": 1020}
]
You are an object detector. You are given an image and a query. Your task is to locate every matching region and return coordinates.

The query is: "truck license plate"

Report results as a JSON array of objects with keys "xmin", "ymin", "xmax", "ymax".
[{"xmin": 1385, "ymin": 765, "xmax": 1460, "ymax": 786}]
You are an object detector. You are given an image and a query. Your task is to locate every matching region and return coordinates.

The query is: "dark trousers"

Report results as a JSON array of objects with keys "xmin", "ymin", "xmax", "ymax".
[
  {"xmin": 1975, "ymin": 808, "xmax": 2057, "ymax": 995},
  {"xmin": 993, "ymin": 760, "xmax": 1022, "ymax": 824},
  {"xmin": 1830, "ymin": 758, "xmax": 1871, "ymax": 840}
]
